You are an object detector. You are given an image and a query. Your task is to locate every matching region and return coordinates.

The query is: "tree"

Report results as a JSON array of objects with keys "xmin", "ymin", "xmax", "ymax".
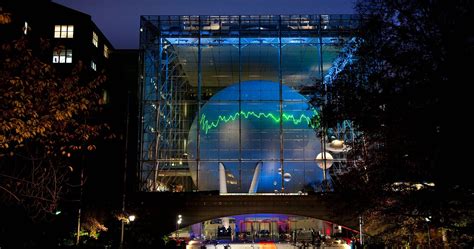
[
  {"xmin": 0, "ymin": 36, "xmax": 107, "ymax": 219},
  {"xmin": 317, "ymin": 0, "xmax": 474, "ymax": 247}
]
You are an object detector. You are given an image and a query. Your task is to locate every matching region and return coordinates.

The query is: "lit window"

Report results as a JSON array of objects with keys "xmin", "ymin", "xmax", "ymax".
[
  {"xmin": 92, "ymin": 32, "xmax": 98, "ymax": 47},
  {"xmin": 52, "ymin": 49, "xmax": 72, "ymax": 63},
  {"xmin": 91, "ymin": 60, "xmax": 97, "ymax": 71},
  {"xmin": 54, "ymin": 25, "xmax": 74, "ymax": 38},
  {"xmin": 103, "ymin": 44, "xmax": 109, "ymax": 58}
]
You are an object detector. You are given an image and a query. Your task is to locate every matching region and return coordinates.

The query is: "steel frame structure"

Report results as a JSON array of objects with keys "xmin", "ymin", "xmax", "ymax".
[{"xmin": 138, "ymin": 15, "xmax": 358, "ymax": 192}]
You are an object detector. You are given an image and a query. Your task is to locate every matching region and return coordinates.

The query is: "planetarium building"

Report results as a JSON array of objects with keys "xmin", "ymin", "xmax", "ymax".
[{"xmin": 138, "ymin": 15, "xmax": 357, "ymax": 193}]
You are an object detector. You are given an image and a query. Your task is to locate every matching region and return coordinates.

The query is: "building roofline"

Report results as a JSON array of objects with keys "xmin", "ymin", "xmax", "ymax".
[
  {"xmin": 140, "ymin": 14, "xmax": 359, "ymax": 18},
  {"xmin": 50, "ymin": 2, "xmax": 114, "ymax": 49}
]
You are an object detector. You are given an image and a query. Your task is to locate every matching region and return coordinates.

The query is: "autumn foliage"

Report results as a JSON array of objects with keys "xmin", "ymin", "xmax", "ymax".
[{"xmin": 0, "ymin": 37, "xmax": 107, "ymax": 218}]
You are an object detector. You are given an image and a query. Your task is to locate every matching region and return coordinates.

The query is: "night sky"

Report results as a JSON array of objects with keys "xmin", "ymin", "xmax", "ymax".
[{"xmin": 53, "ymin": 0, "xmax": 355, "ymax": 49}]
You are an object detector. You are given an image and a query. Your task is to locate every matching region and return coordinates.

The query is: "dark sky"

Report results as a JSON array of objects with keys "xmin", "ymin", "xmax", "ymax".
[{"xmin": 53, "ymin": 0, "xmax": 355, "ymax": 49}]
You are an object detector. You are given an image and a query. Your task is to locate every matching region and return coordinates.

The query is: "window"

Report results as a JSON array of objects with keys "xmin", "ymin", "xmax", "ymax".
[
  {"xmin": 54, "ymin": 25, "xmax": 74, "ymax": 38},
  {"xmin": 103, "ymin": 44, "xmax": 109, "ymax": 58},
  {"xmin": 52, "ymin": 49, "xmax": 72, "ymax": 63},
  {"xmin": 92, "ymin": 31, "xmax": 98, "ymax": 47},
  {"xmin": 91, "ymin": 60, "xmax": 97, "ymax": 71}
]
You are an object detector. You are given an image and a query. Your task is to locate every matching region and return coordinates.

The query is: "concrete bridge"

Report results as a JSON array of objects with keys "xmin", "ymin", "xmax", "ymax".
[{"xmin": 127, "ymin": 192, "xmax": 358, "ymax": 235}]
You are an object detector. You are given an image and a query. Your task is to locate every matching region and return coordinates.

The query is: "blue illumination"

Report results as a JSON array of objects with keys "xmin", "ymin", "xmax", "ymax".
[
  {"xmin": 165, "ymin": 37, "xmax": 347, "ymax": 46},
  {"xmin": 323, "ymin": 37, "xmax": 358, "ymax": 85},
  {"xmin": 187, "ymin": 81, "xmax": 325, "ymax": 192}
]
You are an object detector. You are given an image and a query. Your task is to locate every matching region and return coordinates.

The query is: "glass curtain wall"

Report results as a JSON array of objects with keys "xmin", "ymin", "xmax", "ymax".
[{"xmin": 139, "ymin": 15, "xmax": 358, "ymax": 193}]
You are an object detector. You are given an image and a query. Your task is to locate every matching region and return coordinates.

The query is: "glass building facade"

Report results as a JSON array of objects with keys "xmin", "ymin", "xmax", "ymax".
[{"xmin": 139, "ymin": 15, "xmax": 358, "ymax": 193}]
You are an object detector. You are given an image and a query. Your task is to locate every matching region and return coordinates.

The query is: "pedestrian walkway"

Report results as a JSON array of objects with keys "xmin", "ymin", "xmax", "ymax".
[{"xmin": 188, "ymin": 242, "xmax": 349, "ymax": 249}]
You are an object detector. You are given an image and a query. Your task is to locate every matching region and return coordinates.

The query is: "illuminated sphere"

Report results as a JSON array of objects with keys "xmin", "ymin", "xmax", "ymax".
[
  {"xmin": 187, "ymin": 81, "xmax": 325, "ymax": 192},
  {"xmin": 326, "ymin": 139, "xmax": 349, "ymax": 153},
  {"xmin": 330, "ymin": 139, "xmax": 344, "ymax": 149},
  {"xmin": 283, "ymin": 173, "xmax": 292, "ymax": 182},
  {"xmin": 315, "ymin": 152, "xmax": 334, "ymax": 169}
]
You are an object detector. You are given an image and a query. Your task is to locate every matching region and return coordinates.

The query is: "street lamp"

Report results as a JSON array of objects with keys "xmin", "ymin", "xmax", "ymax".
[
  {"xmin": 425, "ymin": 216, "xmax": 432, "ymax": 248},
  {"xmin": 120, "ymin": 213, "xmax": 136, "ymax": 248},
  {"xmin": 176, "ymin": 214, "xmax": 183, "ymax": 240}
]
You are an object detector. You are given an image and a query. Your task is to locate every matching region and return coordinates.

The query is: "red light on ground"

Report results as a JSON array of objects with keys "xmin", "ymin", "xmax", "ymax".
[
  {"xmin": 342, "ymin": 237, "xmax": 352, "ymax": 245},
  {"xmin": 258, "ymin": 241, "xmax": 276, "ymax": 249}
]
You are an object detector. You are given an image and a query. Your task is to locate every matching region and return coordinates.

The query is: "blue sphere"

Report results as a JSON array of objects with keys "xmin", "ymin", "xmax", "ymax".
[{"xmin": 187, "ymin": 81, "xmax": 324, "ymax": 192}]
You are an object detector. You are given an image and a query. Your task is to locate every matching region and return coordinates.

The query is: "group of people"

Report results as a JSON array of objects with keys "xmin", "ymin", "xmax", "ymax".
[{"xmin": 292, "ymin": 228, "xmax": 322, "ymax": 246}]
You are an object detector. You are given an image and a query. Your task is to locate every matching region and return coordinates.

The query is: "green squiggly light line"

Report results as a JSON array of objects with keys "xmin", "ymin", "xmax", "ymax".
[{"xmin": 200, "ymin": 110, "xmax": 319, "ymax": 134}]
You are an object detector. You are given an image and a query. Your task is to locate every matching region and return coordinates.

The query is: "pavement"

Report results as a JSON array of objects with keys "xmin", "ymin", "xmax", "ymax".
[{"xmin": 187, "ymin": 242, "xmax": 350, "ymax": 249}]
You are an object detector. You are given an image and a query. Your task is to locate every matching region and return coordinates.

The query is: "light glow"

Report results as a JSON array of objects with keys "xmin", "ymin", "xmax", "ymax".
[{"xmin": 200, "ymin": 110, "xmax": 318, "ymax": 134}]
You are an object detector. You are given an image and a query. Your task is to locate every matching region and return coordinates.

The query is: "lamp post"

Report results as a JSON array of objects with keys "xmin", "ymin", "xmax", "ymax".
[
  {"xmin": 176, "ymin": 214, "xmax": 182, "ymax": 240},
  {"xmin": 76, "ymin": 167, "xmax": 84, "ymax": 246},
  {"xmin": 120, "ymin": 214, "xmax": 136, "ymax": 248},
  {"xmin": 425, "ymin": 216, "xmax": 431, "ymax": 248},
  {"xmin": 120, "ymin": 90, "xmax": 131, "ymax": 248}
]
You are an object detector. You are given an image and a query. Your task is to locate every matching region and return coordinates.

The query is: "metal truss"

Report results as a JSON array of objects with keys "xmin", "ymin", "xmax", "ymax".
[
  {"xmin": 140, "ymin": 34, "xmax": 191, "ymax": 191},
  {"xmin": 323, "ymin": 38, "xmax": 359, "ymax": 177},
  {"xmin": 323, "ymin": 37, "xmax": 359, "ymax": 85},
  {"xmin": 138, "ymin": 15, "xmax": 359, "ymax": 193}
]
